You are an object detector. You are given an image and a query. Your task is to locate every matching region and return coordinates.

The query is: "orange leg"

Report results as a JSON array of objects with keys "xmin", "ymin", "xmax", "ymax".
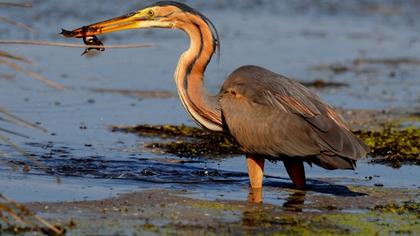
[
  {"xmin": 247, "ymin": 187, "xmax": 263, "ymax": 204},
  {"xmin": 283, "ymin": 160, "xmax": 306, "ymax": 189},
  {"xmin": 246, "ymin": 155, "xmax": 265, "ymax": 189}
]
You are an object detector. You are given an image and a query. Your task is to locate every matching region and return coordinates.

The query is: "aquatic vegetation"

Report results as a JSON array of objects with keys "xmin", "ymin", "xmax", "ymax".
[
  {"xmin": 113, "ymin": 123, "xmax": 420, "ymax": 167},
  {"xmin": 373, "ymin": 201, "xmax": 420, "ymax": 215},
  {"xmin": 112, "ymin": 124, "xmax": 243, "ymax": 158},
  {"xmin": 355, "ymin": 125, "xmax": 420, "ymax": 168}
]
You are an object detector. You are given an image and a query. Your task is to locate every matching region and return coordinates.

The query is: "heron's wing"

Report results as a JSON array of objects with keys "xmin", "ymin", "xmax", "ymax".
[
  {"xmin": 220, "ymin": 65, "xmax": 368, "ymax": 168},
  {"xmin": 220, "ymin": 95, "xmax": 322, "ymax": 157}
]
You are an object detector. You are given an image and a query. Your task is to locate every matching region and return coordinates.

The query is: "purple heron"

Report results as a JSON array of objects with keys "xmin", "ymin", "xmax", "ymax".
[{"xmin": 62, "ymin": 1, "xmax": 368, "ymax": 190}]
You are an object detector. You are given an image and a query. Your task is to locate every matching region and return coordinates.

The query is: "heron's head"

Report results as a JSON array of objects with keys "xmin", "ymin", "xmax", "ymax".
[{"xmin": 61, "ymin": 1, "xmax": 219, "ymax": 43}]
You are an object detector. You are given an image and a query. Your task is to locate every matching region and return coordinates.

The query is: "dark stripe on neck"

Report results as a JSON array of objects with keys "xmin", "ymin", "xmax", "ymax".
[{"xmin": 183, "ymin": 22, "xmax": 205, "ymax": 90}]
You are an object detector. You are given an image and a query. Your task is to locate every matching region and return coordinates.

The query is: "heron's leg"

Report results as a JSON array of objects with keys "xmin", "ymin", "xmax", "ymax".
[
  {"xmin": 247, "ymin": 187, "xmax": 263, "ymax": 203},
  {"xmin": 246, "ymin": 155, "xmax": 265, "ymax": 189},
  {"xmin": 283, "ymin": 160, "xmax": 306, "ymax": 189}
]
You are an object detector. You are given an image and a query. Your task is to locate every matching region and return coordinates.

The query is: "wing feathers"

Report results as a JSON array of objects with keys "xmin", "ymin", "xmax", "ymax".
[{"xmin": 220, "ymin": 65, "xmax": 369, "ymax": 169}]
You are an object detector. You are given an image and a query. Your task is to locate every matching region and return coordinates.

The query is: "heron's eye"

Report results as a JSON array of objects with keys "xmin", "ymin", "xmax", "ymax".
[{"xmin": 147, "ymin": 10, "xmax": 155, "ymax": 17}]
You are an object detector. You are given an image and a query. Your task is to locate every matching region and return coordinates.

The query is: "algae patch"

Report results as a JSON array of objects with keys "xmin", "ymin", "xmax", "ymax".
[
  {"xmin": 112, "ymin": 123, "xmax": 420, "ymax": 167},
  {"xmin": 355, "ymin": 125, "xmax": 420, "ymax": 167},
  {"xmin": 111, "ymin": 124, "xmax": 243, "ymax": 158},
  {"xmin": 373, "ymin": 201, "xmax": 420, "ymax": 215}
]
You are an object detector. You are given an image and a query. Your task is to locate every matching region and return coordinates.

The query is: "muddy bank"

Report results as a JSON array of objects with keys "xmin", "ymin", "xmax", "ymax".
[{"xmin": 15, "ymin": 186, "xmax": 419, "ymax": 235}]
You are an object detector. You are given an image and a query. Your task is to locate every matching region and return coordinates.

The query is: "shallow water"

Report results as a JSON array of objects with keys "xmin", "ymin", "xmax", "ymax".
[{"xmin": 0, "ymin": 0, "xmax": 419, "ymax": 204}]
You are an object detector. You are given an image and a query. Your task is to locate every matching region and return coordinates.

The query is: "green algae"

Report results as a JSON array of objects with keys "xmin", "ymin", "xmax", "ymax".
[
  {"xmin": 355, "ymin": 125, "xmax": 420, "ymax": 167},
  {"xmin": 373, "ymin": 201, "xmax": 420, "ymax": 215},
  {"xmin": 147, "ymin": 140, "xmax": 241, "ymax": 158},
  {"xmin": 112, "ymin": 123, "xmax": 420, "ymax": 166},
  {"xmin": 240, "ymin": 208, "xmax": 420, "ymax": 236},
  {"xmin": 66, "ymin": 209, "xmax": 420, "ymax": 236},
  {"xmin": 324, "ymin": 212, "xmax": 419, "ymax": 236},
  {"xmin": 112, "ymin": 124, "xmax": 211, "ymax": 138},
  {"xmin": 190, "ymin": 201, "xmax": 241, "ymax": 212},
  {"xmin": 112, "ymin": 124, "xmax": 243, "ymax": 158}
]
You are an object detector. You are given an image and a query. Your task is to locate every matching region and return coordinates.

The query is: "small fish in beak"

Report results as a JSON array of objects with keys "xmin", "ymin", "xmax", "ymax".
[
  {"xmin": 61, "ymin": 28, "xmax": 105, "ymax": 56},
  {"xmin": 81, "ymin": 35, "xmax": 105, "ymax": 56}
]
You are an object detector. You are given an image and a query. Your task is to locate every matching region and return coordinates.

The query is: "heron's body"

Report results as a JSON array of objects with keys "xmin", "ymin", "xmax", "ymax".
[{"xmin": 63, "ymin": 1, "xmax": 369, "ymax": 190}]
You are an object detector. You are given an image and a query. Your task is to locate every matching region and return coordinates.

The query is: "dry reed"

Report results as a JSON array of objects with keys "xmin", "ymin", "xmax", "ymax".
[{"xmin": 0, "ymin": 194, "xmax": 64, "ymax": 235}]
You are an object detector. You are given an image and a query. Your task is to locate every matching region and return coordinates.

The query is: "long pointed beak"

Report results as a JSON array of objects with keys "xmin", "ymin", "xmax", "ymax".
[{"xmin": 61, "ymin": 12, "xmax": 145, "ymax": 38}]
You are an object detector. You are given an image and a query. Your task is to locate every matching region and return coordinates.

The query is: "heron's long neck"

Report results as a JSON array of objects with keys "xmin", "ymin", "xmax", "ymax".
[{"xmin": 175, "ymin": 16, "xmax": 223, "ymax": 131}]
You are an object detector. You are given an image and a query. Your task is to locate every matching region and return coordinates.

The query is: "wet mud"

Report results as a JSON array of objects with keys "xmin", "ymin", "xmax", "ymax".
[{"xmin": 18, "ymin": 187, "xmax": 420, "ymax": 236}]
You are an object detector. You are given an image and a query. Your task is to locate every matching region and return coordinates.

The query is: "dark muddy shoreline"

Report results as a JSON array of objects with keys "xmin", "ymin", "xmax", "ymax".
[{"xmin": 15, "ymin": 187, "xmax": 418, "ymax": 235}]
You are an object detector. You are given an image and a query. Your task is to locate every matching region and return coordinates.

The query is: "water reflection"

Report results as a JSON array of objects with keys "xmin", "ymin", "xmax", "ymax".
[
  {"xmin": 242, "ymin": 182, "xmax": 365, "ymax": 227},
  {"xmin": 282, "ymin": 191, "xmax": 306, "ymax": 212},
  {"xmin": 247, "ymin": 179, "xmax": 366, "ymax": 209},
  {"xmin": 265, "ymin": 178, "xmax": 367, "ymax": 197},
  {"xmin": 247, "ymin": 187, "xmax": 306, "ymax": 210},
  {"xmin": 242, "ymin": 189, "xmax": 307, "ymax": 228}
]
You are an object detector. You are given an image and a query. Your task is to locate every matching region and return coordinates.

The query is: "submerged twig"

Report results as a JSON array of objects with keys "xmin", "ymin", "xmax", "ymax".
[
  {"xmin": 0, "ymin": 73, "xmax": 15, "ymax": 80},
  {"xmin": 0, "ymin": 107, "xmax": 47, "ymax": 133},
  {"xmin": 0, "ymin": 51, "xmax": 32, "ymax": 64},
  {"xmin": 90, "ymin": 88, "xmax": 174, "ymax": 99},
  {"xmin": 0, "ymin": 58, "xmax": 67, "ymax": 91},
  {"xmin": 0, "ymin": 40, "xmax": 152, "ymax": 49},
  {"xmin": 0, "ymin": 149, "xmax": 19, "ymax": 171},
  {"xmin": 0, "ymin": 134, "xmax": 28, "ymax": 156},
  {"xmin": 0, "ymin": 127, "xmax": 30, "ymax": 138},
  {"xmin": 0, "ymin": 134, "xmax": 55, "ymax": 177},
  {"xmin": 353, "ymin": 57, "xmax": 420, "ymax": 66},
  {"xmin": 0, "ymin": 2, "xmax": 32, "ymax": 8},
  {"xmin": 0, "ymin": 110, "xmax": 60, "ymax": 180}
]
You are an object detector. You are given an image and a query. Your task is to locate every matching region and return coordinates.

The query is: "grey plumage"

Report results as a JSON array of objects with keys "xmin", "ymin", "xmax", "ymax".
[{"xmin": 219, "ymin": 65, "xmax": 369, "ymax": 170}]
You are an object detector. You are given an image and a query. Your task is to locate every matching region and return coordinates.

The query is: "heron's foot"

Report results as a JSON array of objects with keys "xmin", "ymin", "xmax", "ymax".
[
  {"xmin": 283, "ymin": 160, "xmax": 306, "ymax": 190},
  {"xmin": 246, "ymin": 155, "xmax": 265, "ymax": 189}
]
